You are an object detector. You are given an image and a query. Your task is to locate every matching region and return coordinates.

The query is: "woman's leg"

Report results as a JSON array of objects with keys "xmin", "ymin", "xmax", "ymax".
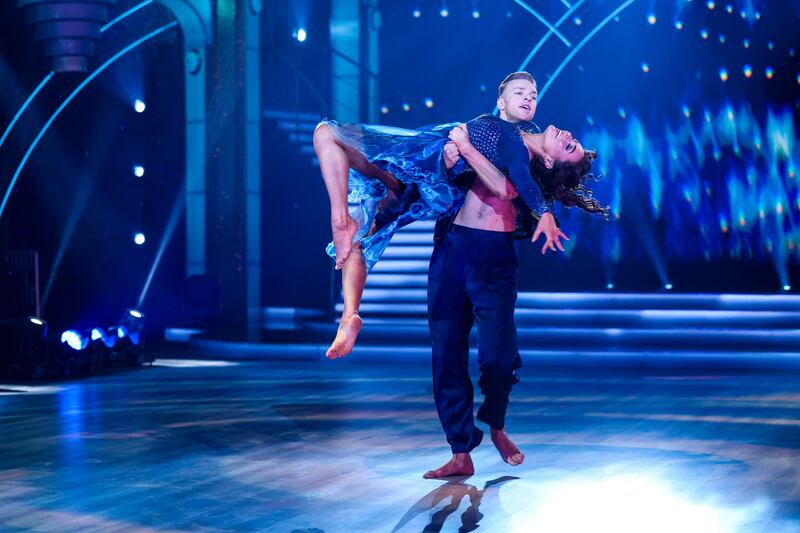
[
  {"xmin": 314, "ymin": 124, "xmax": 360, "ymax": 269},
  {"xmin": 326, "ymin": 244, "xmax": 367, "ymax": 359},
  {"xmin": 314, "ymin": 123, "xmax": 402, "ymax": 268}
]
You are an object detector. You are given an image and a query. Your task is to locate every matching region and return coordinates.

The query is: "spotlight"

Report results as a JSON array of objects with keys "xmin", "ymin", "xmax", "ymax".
[
  {"xmin": 700, "ymin": 29, "xmax": 709, "ymax": 39},
  {"xmin": 726, "ymin": 3, "xmax": 733, "ymax": 13},
  {"xmin": 134, "ymin": 99, "xmax": 146, "ymax": 113},
  {"xmin": 767, "ymin": 41, "xmax": 774, "ymax": 51},
  {"xmin": 719, "ymin": 68, "xmax": 728, "ymax": 82},
  {"xmin": 664, "ymin": 283, "xmax": 673, "ymax": 290},
  {"xmin": 647, "ymin": 14, "xmax": 656, "ymax": 24},
  {"xmin": 133, "ymin": 165, "xmax": 145, "ymax": 178},
  {"xmin": 91, "ymin": 327, "xmax": 117, "ymax": 349},
  {"xmin": 440, "ymin": 8, "xmax": 449, "ymax": 17},
  {"xmin": 718, "ymin": 34, "xmax": 726, "ymax": 44},
  {"xmin": 402, "ymin": 103, "xmax": 411, "ymax": 112},
  {"xmin": 783, "ymin": 285, "xmax": 791, "ymax": 291},
  {"xmin": 413, "ymin": 9, "xmax": 421, "ymax": 18},
  {"xmin": 134, "ymin": 233, "xmax": 146, "ymax": 246},
  {"xmin": 28, "ymin": 317, "xmax": 46, "ymax": 329},
  {"xmin": 641, "ymin": 62, "xmax": 650, "ymax": 73},
  {"xmin": 61, "ymin": 330, "xmax": 88, "ymax": 351},
  {"xmin": 743, "ymin": 65, "xmax": 752, "ymax": 78},
  {"xmin": 606, "ymin": 283, "xmax": 615, "ymax": 290},
  {"xmin": 120, "ymin": 309, "xmax": 145, "ymax": 346},
  {"xmin": 674, "ymin": 21, "xmax": 683, "ymax": 30},
  {"xmin": 707, "ymin": 1, "xmax": 715, "ymax": 9},
  {"xmin": 617, "ymin": 107, "xmax": 627, "ymax": 119},
  {"xmin": 296, "ymin": 28, "xmax": 307, "ymax": 42},
  {"xmin": 472, "ymin": 10, "xmax": 480, "ymax": 19},
  {"xmin": 574, "ymin": 16, "xmax": 582, "ymax": 26},
  {"xmin": 424, "ymin": 98, "xmax": 434, "ymax": 108},
  {"xmin": 380, "ymin": 105, "xmax": 389, "ymax": 115},
  {"xmin": 743, "ymin": 38, "xmax": 750, "ymax": 49},
  {"xmin": 765, "ymin": 67, "xmax": 774, "ymax": 79},
  {"xmin": 682, "ymin": 105, "xmax": 691, "ymax": 118}
]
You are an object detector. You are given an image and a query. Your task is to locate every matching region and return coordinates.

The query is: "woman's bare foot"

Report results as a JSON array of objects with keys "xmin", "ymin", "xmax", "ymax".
[
  {"xmin": 423, "ymin": 453, "xmax": 474, "ymax": 479},
  {"xmin": 332, "ymin": 215, "xmax": 359, "ymax": 269},
  {"xmin": 325, "ymin": 313, "xmax": 363, "ymax": 359},
  {"xmin": 490, "ymin": 428, "xmax": 524, "ymax": 466}
]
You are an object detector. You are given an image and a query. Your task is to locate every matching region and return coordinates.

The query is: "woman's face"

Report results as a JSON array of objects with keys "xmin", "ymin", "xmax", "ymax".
[{"xmin": 539, "ymin": 125, "xmax": 585, "ymax": 165}]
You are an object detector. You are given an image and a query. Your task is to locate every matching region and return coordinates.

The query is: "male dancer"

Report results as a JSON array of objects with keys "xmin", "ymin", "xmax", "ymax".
[{"xmin": 425, "ymin": 72, "xmax": 567, "ymax": 479}]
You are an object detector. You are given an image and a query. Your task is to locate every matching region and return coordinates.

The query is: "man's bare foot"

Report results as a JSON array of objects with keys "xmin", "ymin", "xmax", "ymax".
[
  {"xmin": 332, "ymin": 215, "xmax": 359, "ymax": 269},
  {"xmin": 491, "ymin": 428, "xmax": 524, "ymax": 466},
  {"xmin": 325, "ymin": 313, "xmax": 363, "ymax": 359},
  {"xmin": 423, "ymin": 453, "xmax": 474, "ymax": 479}
]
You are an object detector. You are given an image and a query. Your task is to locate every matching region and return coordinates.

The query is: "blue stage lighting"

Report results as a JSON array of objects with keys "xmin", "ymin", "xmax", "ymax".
[
  {"xmin": 440, "ymin": 8, "xmax": 449, "ymax": 17},
  {"xmin": 134, "ymin": 99, "xmax": 146, "ymax": 113},
  {"xmin": 665, "ymin": 283, "xmax": 673, "ymax": 290},
  {"xmin": 413, "ymin": 9, "xmax": 421, "ymax": 18},
  {"xmin": 783, "ymin": 285, "xmax": 791, "ymax": 291},
  {"xmin": 29, "ymin": 317, "xmax": 45, "ymax": 327},
  {"xmin": 726, "ymin": 3, "xmax": 733, "ymax": 13},
  {"xmin": 424, "ymin": 98, "xmax": 434, "ymax": 108},
  {"xmin": 129, "ymin": 309, "xmax": 143, "ymax": 319},
  {"xmin": 743, "ymin": 65, "xmax": 753, "ymax": 78},
  {"xmin": 743, "ymin": 38, "xmax": 750, "ymax": 49},
  {"xmin": 472, "ymin": 10, "xmax": 480, "ymax": 19},
  {"xmin": 133, "ymin": 165, "xmax": 145, "ymax": 177},
  {"xmin": 719, "ymin": 68, "xmax": 728, "ymax": 82},
  {"xmin": 606, "ymin": 283, "xmax": 615, "ymax": 290},
  {"xmin": 91, "ymin": 327, "xmax": 117, "ymax": 348},
  {"xmin": 707, "ymin": 1, "xmax": 715, "ymax": 10},
  {"xmin": 674, "ymin": 21, "xmax": 683, "ymax": 30},
  {"xmin": 641, "ymin": 63, "xmax": 650, "ymax": 73},
  {"xmin": 647, "ymin": 14, "xmax": 656, "ymax": 24},
  {"xmin": 574, "ymin": 16, "xmax": 582, "ymax": 26},
  {"xmin": 402, "ymin": 103, "xmax": 411, "ymax": 112},
  {"xmin": 700, "ymin": 29, "xmax": 709, "ymax": 39},
  {"xmin": 61, "ymin": 330, "xmax": 87, "ymax": 351},
  {"xmin": 296, "ymin": 28, "xmax": 307, "ymax": 42},
  {"xmin": 719, "ymin": 34, "xmax": 726, "ymax": 44},
  {"xmin": 380, "ymin": 105, "xmax": 389, "ymax": 115},
  {"xmin": 765, "ymin": 67, "xmax": 774, "ymax": 79},
  {"xmin": 134, "ymin": 233, "xmax": 146, "ymax": 245}
]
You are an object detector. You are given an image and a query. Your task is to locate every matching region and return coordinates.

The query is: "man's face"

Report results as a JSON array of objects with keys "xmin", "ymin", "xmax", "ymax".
[{"xmin": 497, "ymin": 79, "xmax": 537, "ymax": 122}]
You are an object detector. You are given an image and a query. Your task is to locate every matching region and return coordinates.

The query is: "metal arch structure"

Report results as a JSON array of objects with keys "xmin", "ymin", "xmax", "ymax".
[{"xmin": 154, "ymin": 0, "xmax": 212, "ymax": 282}]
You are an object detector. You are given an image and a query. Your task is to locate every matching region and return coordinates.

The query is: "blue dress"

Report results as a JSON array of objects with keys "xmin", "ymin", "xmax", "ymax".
[{"xmin": 322, "ymin": 114, "xmax": 551, "ymax": 271}]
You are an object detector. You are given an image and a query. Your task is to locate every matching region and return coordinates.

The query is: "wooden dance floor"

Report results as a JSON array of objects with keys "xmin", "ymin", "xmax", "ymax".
[{"xmin": 1, "ymin": 357, "xmax": 799, "ymax": 532}]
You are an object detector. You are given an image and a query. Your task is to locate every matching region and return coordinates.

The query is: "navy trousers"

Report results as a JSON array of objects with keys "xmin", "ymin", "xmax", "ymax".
[{"xmin": 427, "ymin": 224, "xmax": 521, "ymax": 453}]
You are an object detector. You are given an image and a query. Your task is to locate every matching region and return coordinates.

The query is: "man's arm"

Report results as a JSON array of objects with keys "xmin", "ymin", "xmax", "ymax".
[
  {"xmin": 449, "ymin": 124, "xmax": 567, "ymax": 254},
  {"xmin": 448, "ymin": 125, "xmax": 518, "ymax": 200}
]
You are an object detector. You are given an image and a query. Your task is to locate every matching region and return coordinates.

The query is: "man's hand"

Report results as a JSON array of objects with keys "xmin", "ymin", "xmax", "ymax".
[
  {"xmin": 448, "ymin": 124, "xmax": 472, "ymax": 153},
  {"xmin": 443, "ymin": 141, "xmax": 460, "ymax": 170},
  {"xmin": 532, "ymin": 212, "xmax": 568, "ymax": 254}
]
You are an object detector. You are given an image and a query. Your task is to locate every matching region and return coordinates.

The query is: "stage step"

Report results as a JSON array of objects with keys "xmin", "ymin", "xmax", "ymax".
[{"xmin": 302, "ymin": 321, "xmax": 800, "ymax": 352}]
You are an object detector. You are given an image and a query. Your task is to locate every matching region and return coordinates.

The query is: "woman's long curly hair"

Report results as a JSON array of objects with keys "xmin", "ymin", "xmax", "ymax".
[{"xmin": 530, "ymin": 150, "xmax": 610, "ymax": 220}]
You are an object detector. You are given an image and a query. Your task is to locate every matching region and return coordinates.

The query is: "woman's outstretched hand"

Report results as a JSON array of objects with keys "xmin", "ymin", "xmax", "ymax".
[{"xmin": 532, "ymin": 212, "xmax": 569, "ymax": 254}]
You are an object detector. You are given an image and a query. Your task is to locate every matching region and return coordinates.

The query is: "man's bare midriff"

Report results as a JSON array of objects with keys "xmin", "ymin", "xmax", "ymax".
[{"xmin": 453, "ymin": 181, "xmax": 518, "ymax": 232}]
